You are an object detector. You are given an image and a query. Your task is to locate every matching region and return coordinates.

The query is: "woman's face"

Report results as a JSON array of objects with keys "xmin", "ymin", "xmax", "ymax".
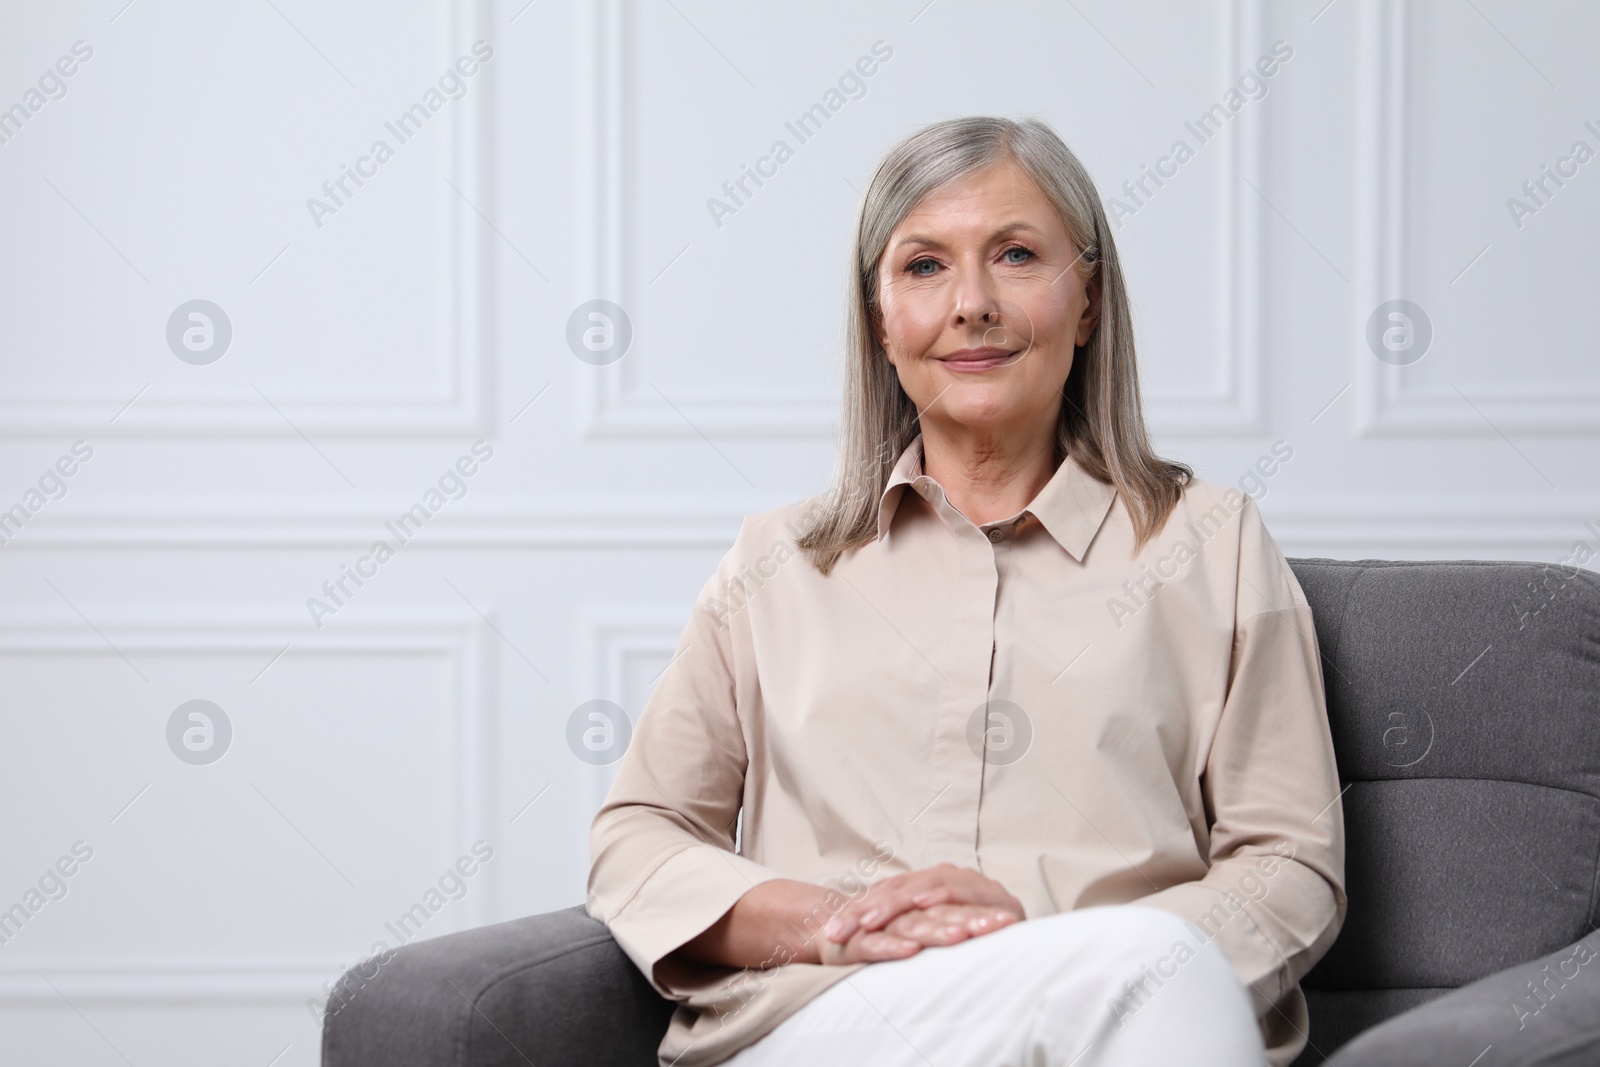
[{"xmin": 874, "ymin": 157, "xmax": 1100, "ymax": 445}]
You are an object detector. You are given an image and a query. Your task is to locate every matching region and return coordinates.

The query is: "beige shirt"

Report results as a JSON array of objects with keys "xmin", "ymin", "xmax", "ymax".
[{"xmin": 587, "ymin": 434, "xmax": 1346, "ymax": 1067}]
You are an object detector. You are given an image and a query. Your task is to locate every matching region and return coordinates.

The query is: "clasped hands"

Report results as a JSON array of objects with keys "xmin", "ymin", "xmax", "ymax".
[{"xmin": 817, "ymin": 862, "xmax": 1025, "ymax": 965}]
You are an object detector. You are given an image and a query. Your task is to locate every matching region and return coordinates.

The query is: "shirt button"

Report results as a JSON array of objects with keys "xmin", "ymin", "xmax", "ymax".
[{"xmin": 988, "ymin": 528, "xmax": 1003, "ymax": 542}]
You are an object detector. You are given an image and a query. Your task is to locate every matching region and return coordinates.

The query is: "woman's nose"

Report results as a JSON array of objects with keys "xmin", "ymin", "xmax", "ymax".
[{"xmin": 950, "ymin": 264, "xmax": 1002, "ymax": 327}]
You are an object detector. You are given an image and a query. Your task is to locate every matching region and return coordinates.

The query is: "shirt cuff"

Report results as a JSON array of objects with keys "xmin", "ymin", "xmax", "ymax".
[{"xmin": 594, "ymin": 843, "xmax": 789, "ymax": 998}]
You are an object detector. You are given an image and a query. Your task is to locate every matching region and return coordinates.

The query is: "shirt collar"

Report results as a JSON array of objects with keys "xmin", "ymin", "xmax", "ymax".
[{"xmin": 875, "ymin": 433, "xmax": 1118, "ymax": 561}]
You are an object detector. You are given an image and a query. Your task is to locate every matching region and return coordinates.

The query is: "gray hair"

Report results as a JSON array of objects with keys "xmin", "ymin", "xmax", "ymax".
[{"xmin": 794, "ymin": 115, "xmax": 1192, "ymax": 575}]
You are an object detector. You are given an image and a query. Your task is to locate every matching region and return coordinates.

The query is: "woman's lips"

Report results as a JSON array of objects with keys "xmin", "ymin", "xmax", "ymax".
[{"xmin": 939, "ymin": 347, "xmax": 1019, "ymax": 371}]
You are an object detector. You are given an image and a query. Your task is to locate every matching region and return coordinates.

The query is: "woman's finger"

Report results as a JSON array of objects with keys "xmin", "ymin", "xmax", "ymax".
[
  {"xmin": 824, "ymin": 871, "xmax": 938, "ymax": 942},
  {"xmin": 824, "ymin": 865, "xmax": 1024, "ymax": 944},
  {"xmin": 890, "ymin": 903, "xmax": 1020, "ymax": 942},
  {"xmin": 860, "ymin": 868, "xmax": 1017, "ymax": 930},
  {"xmin": 844, "ymin": 867, "xmax": 965, "ymax": 933},
  {"xmin": 883, "ymin": 908, "xmax": 969, "ymax": 947},
  {"xmin": 846, "ymin": 929, "xmax": 921, "ymax": 963},
  {"xmin": 820, "ymin": 903, "xmax": 1025, "ymax": 964}
]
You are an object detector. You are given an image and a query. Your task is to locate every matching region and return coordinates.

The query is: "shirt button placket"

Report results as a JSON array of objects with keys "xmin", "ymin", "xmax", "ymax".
[{"xmin": 919, "ymin": 509, "xmax": 997, "ymax": 871}]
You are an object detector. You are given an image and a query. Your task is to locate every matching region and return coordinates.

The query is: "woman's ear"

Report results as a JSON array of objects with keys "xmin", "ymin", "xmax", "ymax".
[{"xmin": 1075, "ymin": 265, "xmax": 1103, "ymax": 348}]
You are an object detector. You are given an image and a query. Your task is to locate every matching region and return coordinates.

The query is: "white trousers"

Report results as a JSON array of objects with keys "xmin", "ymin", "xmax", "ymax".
[{"xmin": 721, "ymin": 904, "xmax": 1267, "ymax": 1067}]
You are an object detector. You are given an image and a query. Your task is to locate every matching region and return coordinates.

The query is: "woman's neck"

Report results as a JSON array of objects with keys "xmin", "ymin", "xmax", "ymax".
[{"xmin": 918, "ymin": 421, "xmax": 1060, "ymax": 527}]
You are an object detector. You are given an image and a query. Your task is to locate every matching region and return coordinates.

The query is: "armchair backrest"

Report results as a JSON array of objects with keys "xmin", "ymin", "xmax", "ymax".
[{"xmin": 1286, "ymin": 557, "xmax": 1600, "ymax": 1053}]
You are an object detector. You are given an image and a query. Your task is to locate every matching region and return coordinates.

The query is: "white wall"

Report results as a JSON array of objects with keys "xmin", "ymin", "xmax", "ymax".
[{"xmin": 1, "ymin": 0, "xmax": 1595, "ymax": 1062}]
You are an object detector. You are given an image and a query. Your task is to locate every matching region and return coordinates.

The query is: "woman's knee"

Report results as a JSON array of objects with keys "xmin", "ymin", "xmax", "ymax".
[
  {"xmin": 1029, "ymin": 906, "xmax": 1253, "ymax": 1018},
  {"xmin": 1093, "ymin": 908, "xmax": 1258, "ymax": 1041},
  {"xmin": 1007, "ymin": 906, "xmax": 1263, "ymax": 1063}
]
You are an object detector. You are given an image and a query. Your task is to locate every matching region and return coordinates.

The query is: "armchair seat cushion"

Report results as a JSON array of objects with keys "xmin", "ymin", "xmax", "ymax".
[{"xmin": 1324, "ymin": 933, "xmax": 1600, "ymax": 1066}]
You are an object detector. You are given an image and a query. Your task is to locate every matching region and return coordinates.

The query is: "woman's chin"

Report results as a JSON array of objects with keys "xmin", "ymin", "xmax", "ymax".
[{"xmin": 924, "ymin": 399, "xmax": 1042, "ymax": 435}]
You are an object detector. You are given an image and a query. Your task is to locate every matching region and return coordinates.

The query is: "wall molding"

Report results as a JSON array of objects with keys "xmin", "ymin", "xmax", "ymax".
[
  {"xmin": 576, "ymin": 609, "xmax": 683, "ymax": 818},
  {"xmin": 1264, "ymin": 498, "xmax": 1600, "ymax": 560},
  {"xmin": 0, "ymin": 607, "xmax": 496, "ymax": 1004},
  {"xmin": 0, "ymin": 0, "xmax": 494, "ymax": 439},
  {"xmin": 0, "ymin": 962, "xmax": 344, "ymax": 1005},
  {"xmin": 1352, "ymin": 0, "xmax": 1600, "ymax": 436},
  {"xmin": 576, "ymin": 0, "xmax": 1269, "ymax": 439},
  {"xmin": 9, "ymin": 494, "xmax": 1596, "ymax": 560},
  {"xmin": 8, "ymin": 497, "xmax": 759, "ymax": 549}
]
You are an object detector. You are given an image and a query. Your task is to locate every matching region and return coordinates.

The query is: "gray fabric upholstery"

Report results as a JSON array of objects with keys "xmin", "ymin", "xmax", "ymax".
[
  {"xmin": 322, "ymin": 558, "xmax": 1600, "ymax": 1067},
  {"xmin": 320, "ymin": 905, "xmax": 672, "ymax": 1066},
  {"xmin": 1324, "ymin": 932, "xmax": 1600, "ymax": 1066},
  {"xmin": 1286, "ymin": 559, "xmax": 1600, "ymax": 1065},
  {"xmin": 1299, "ymin": 988, "xmax": 1451, "ymax": 1060}
]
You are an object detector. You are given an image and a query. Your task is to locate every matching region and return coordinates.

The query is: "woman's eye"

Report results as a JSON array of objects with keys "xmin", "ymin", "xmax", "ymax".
[
  {"xmin": 1002, "ymin": 246, "xmax": 1035, "ymax": 264},
  {"xmin": 908, "ymin": 257, "xmax": 939, "ymax": 276}
]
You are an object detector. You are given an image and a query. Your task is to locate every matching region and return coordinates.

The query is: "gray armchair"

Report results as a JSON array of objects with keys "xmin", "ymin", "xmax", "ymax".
[{"xmin": 321, "ymin": 558, "xmax": 1600, "ymax": 1066}]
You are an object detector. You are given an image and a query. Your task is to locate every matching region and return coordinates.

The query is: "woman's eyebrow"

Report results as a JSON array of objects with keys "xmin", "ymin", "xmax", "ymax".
[{"xmin": 891, "ymin": 221, "xmax": 1047, "ymax": 252}]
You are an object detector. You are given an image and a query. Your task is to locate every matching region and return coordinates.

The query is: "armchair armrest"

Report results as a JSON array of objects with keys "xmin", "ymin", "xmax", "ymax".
[
  {"xmin": 1328, "ymin": 933, "xmax": 1600, "ymax": 1066},
  {"xmin": 320, "ymin": 905, "xmax": 675, "ymax": 1067}
]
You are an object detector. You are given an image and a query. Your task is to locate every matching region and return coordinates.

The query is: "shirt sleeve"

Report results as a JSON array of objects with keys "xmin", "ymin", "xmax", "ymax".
[
  {"xmin": 586, "ymin": 517, "xmax": 790, "ymax": 998},
  {"xmin": 1132, "ymin": 492, "xmax": 1348, "ymax": 1021}
]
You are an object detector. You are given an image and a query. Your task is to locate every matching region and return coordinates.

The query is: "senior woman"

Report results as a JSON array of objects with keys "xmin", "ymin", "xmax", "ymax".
[{"xmin": 588, "ymin": 116, "xmax": 1345, "ymax": 1067}]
